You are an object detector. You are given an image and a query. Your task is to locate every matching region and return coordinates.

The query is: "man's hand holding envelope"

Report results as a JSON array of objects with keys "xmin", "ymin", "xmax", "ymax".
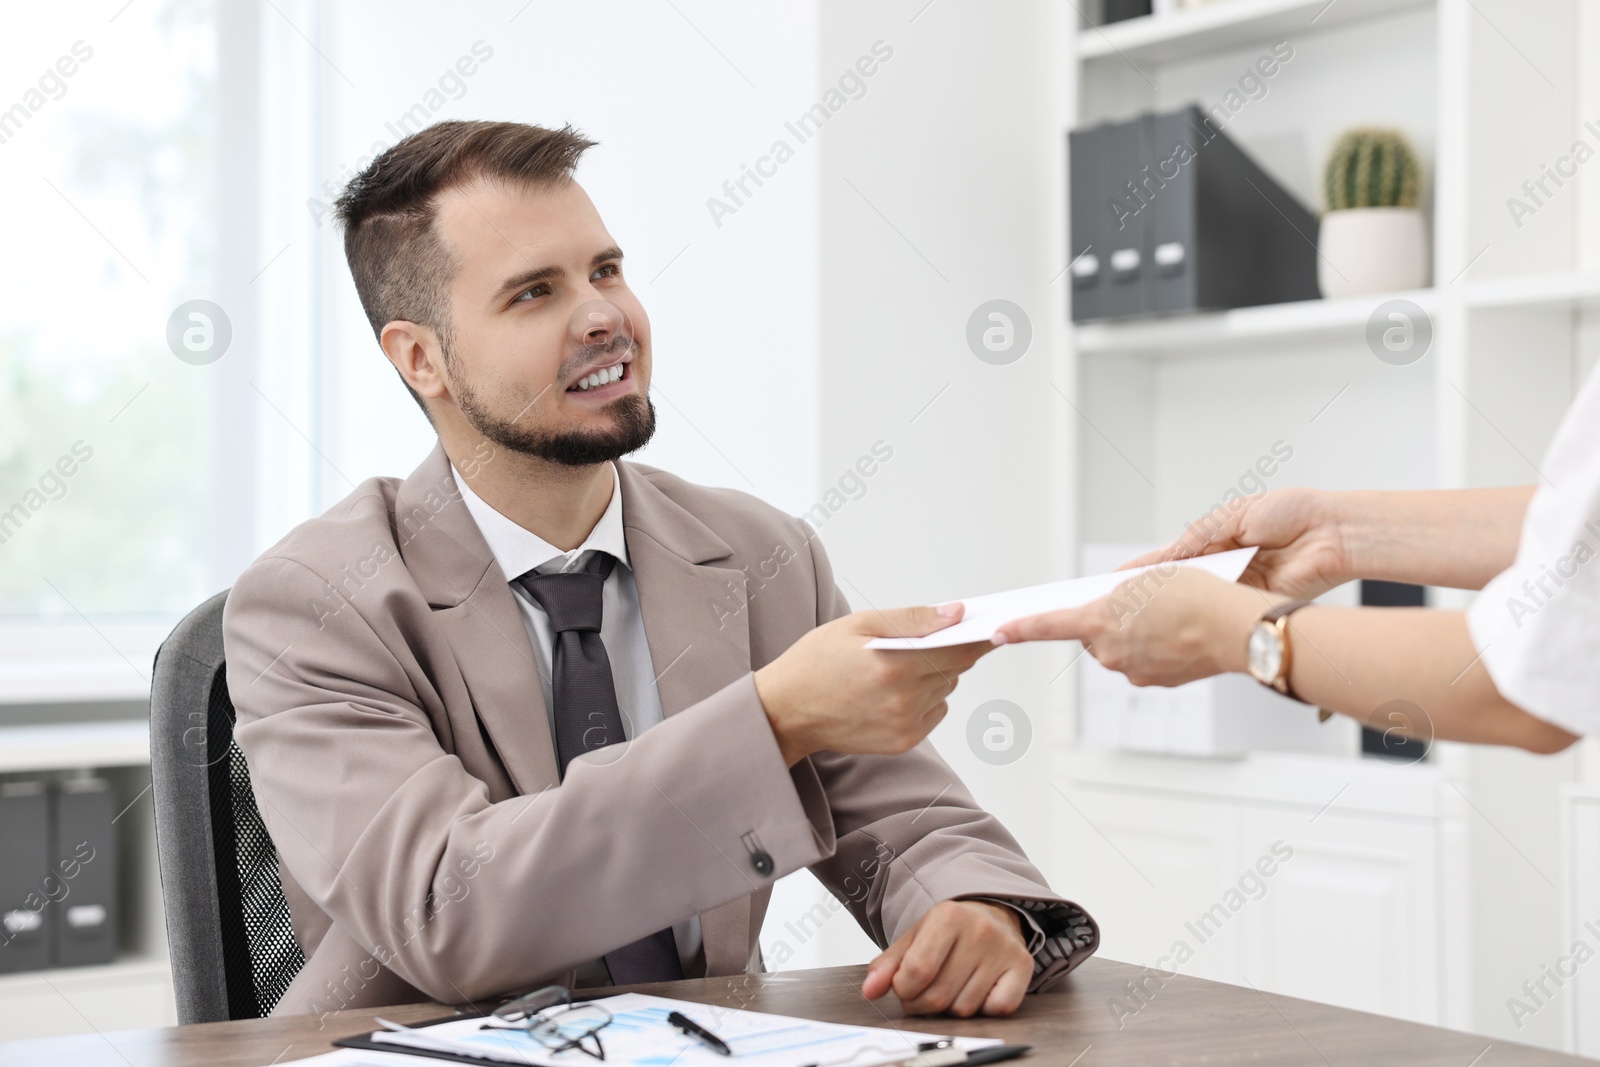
[{"xmin": 867, "ymin": 546, "xmax": 1261, "ymax": 674}]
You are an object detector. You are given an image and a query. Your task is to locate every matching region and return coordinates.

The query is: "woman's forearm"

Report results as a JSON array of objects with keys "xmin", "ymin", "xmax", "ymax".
[
  {"xmin": 1334, "ymin": 487, "xmax": 1534, "ymax": 590},
  {"xmin": 1217, "ymin": 603, "xmax": 1577, "ymax": 754}
]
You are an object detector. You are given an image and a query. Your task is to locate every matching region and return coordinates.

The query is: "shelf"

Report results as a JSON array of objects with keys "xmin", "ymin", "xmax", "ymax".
[
  {"xmin": 0, "ymin": 954, "xmax": 176, "ymax": 1040},
  {"xmin": 1070, "ymin": 273, "xmax": 1600, "ymax": 352},
  {"xmin": 1072, "ymin": 287, "xmax": 1436, "ymax": 354},
  {"xmin": 0, "ymin": 954, "xmax": 169, "ymax": 992},
  {"xmin": 0, "ymin": 671, "xmax": 152, "ymax": 705},
  {"xmin": 0, "ymin": 721, "xmax": 150, "ymax": 773},
  {"xmin": 1078, "ymin": 0, "xmax": 1435, "ymax": 65},
  {"xmin": 1464, "ymin": 271, "xmax": 1600, "ymax": 310}
]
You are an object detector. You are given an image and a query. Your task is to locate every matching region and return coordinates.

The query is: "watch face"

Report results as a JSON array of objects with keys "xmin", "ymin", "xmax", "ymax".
[{"xmin": 1247, "ymin": 622, "xmax": 1283, "ymax": 684}]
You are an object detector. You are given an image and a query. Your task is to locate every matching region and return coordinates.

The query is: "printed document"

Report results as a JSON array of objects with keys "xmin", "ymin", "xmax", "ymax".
[{"xmin": 866, "ymin": 547, "xmax": 1259, "ymax": 649}]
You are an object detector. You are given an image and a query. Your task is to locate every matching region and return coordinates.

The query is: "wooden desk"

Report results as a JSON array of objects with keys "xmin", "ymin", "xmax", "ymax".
[{"xmin": 0, "ymin": 959, "xmax": 1589, "ymax": 1066}]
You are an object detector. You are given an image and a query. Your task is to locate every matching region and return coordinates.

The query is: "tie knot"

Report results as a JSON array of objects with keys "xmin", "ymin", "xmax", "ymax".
[{"xmin": 515, "ymin": 551, "xmax": 615, "ymax": 633}]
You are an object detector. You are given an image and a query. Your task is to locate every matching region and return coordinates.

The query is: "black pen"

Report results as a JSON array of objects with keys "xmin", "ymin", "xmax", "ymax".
[{"xmin": 668, "ymin": 1010, "xmax": 732, "ymax": 1056}]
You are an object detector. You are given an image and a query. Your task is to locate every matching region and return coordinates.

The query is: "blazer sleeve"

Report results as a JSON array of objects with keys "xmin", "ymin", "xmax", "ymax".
[
  {"xmin": 796, "ymin": 533, "xmax": 1100, "ymax": 987},
  {"xmin": 224, "ymin": 555, "xmax": 836, "ymax": 1004}
]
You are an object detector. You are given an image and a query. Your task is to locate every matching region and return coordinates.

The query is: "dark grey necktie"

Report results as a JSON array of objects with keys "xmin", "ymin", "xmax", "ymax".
[{"xmin": 515, "ymin": 551, "xmax": 686, "ymax": 985}]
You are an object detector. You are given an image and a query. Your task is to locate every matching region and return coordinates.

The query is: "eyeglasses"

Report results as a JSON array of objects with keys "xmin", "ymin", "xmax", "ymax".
[{"xmin": 483, "ymin": 985, "xmax": 613, "ymax": 1061}]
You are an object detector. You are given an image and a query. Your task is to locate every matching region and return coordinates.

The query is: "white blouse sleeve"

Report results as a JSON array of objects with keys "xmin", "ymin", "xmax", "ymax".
[{"xmin": 1467, "ymin": 364, "xmax": 1600, "ymax": 737}]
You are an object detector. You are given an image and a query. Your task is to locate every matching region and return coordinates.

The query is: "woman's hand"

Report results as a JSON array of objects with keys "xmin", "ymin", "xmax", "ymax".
[
  {"xmin": 1121, "ymin": 488, "xmax": 1350, "ymax": 600},
  {"xmin": 992, "ymin": 568, "xmax": 1272, "ymax": 687}
]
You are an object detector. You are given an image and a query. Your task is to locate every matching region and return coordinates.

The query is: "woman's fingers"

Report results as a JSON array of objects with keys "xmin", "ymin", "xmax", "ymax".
[
  {"xmin": 1119, "ymin": 537, "xmax": 1201, "ymax": 571},
  {"xmin": 991, "ymin": 603, "xmax": 1098, "ymax": 646},
  {"xmin": 1118, "ymin": 517, "xmax": 1247, "ymax": 572}
]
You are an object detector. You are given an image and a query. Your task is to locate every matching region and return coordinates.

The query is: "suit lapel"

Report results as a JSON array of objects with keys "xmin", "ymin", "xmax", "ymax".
[
  {"xmin": 619, "ymin": 463, "xmax": 756, "ymax": 975},
  {"xmin": 619, "ymin": 467, "xmax": 749, "ymax": 718},
  {"xmin": 396, "ymin": 444, "xmax": 560, "ymax": 797}
]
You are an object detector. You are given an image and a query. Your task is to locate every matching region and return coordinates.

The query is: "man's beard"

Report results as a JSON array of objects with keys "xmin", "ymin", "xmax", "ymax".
[{"xmin": 454, "ymin": 365, "xmax": 656, "ymax": 467}]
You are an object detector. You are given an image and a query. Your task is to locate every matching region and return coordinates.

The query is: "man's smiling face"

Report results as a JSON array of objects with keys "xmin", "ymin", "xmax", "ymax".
[{"xmin": 431, "ymin": 176, "xmax": 655, "ymax": 465}]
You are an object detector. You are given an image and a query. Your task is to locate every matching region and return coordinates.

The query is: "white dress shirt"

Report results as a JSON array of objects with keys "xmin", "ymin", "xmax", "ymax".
[
  {"xmin": 452, "ymin": 463, "xmax": 703, "ymax": 980},
  {"xmin": 1468, "ymin": 360, "xmax": 1600, "ymax": 736}
]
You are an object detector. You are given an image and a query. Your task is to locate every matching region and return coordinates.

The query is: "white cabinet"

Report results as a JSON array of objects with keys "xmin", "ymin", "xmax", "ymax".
[
  {"xmin": 1059, "ymin": 0, "xmax": 1600, "ymax": 1051},
  {"xmin": 0, "ymin": 721, "xmax": 174, "ymax": 1041},
  {"xmin": 1056, "ymin": 777, "xmax": 1245, "ymax": 983},
  {"xmin": 1056, "ymin": 749, "xmax": 1465, "ymax": 1027},
  {"xmin": 0, "ymin": 958, "xmax": 174, "ymax": 1041},
  {"xmin": 1563, "ymin": 786, "xmax": 1600, "ymax": 1056},
  {"xmin": 1240, "ymin": 808, "xmax": 1442, "ymax": 1022}
]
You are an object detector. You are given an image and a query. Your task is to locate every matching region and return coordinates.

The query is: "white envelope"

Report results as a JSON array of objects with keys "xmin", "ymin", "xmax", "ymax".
[{"xmin": 865, "ymin": 546, "xmax": 1259, "ymax": 649}]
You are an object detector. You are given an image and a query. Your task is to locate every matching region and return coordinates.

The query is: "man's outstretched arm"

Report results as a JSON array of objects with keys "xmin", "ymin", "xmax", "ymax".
[
  {"xmin": 795, "ymin": 531, "xmax": 1099, "ymax": 1017},
  {"xmin": 226, "ymin": 553, "xmax": 984, "ymax": 1006}
]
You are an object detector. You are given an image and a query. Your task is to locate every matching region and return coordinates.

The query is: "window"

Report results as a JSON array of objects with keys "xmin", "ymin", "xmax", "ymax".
[{"xmin": 0, "ymin": 1, "xmax": 216, "ymax": 620}]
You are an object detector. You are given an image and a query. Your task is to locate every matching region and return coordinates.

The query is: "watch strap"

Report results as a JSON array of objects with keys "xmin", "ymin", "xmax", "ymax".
[{"xmin": 1261, "ymin": 599, "xmax": 1313, "ymax": 625}]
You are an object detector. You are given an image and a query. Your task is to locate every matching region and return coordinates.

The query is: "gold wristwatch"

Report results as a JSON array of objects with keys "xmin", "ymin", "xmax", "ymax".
[{"xmin": 1246, "ymin": 600, "xmax": 1313, "ymax": 703}]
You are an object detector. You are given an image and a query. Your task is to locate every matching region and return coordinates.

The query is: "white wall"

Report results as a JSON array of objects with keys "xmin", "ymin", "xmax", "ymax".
[
  {"xmin": 781, "ymin": 0, "xmax": 1077, "ymax": 970},
  {"xmin": 284, "ymin": 1, "xmax": 822, "ymax": 519}
]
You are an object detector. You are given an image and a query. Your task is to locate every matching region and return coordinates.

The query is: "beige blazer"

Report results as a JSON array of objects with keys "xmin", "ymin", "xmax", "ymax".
[{"xmin": 223, "ymin": 443, "xmax": 1095, "ymax": 1016}]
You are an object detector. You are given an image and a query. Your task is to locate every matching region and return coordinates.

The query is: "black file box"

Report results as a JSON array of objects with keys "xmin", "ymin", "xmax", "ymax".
[
  {"xmin": 1102, "ymin": 0, "xmax": 1153, "ymax": 24},
  {"xmin": 1357, "ymin": 582, "xmax": 1431, "ymax": 762},
  {"xmin": 1068, "ymin": 122, "xmax": 1108, "ymax": 322},
  {"xmin": 1069, "ymin": 104, "xmax": 1319, "ymax": 323},
  {"xmin": 54, "ymin": 778, "xmax": 117, "ymax": 967},
  {"xmin": 0, "ymin": 782, "xmax": 52, "ymax": 973}
]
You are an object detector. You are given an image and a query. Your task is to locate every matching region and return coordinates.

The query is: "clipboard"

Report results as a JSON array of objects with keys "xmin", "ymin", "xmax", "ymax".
[
  {"xmin": 334, "ymin": 1012, "xmax": 496, "ymax": 1065},
  {"xmin": 334, "ymin": 1011, "xmax": 1032, "ymax": 1066}
]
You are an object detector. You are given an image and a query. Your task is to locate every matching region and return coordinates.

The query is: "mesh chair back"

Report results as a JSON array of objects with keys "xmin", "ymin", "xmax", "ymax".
[{"xmin": 150, "ymin": 590, "xmax": 305, "ymax": 1022}]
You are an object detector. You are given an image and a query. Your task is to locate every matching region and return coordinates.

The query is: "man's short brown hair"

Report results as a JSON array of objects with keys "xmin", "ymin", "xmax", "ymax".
[{"xmin": 334, "ymin": 120, "xmax": 598, "ymax": 414}]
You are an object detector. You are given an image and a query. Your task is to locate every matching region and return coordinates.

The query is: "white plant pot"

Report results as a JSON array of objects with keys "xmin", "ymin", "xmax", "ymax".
[{"xmin": 1317, "ymin": 207, "xmax": 1430, "ymax": 299}]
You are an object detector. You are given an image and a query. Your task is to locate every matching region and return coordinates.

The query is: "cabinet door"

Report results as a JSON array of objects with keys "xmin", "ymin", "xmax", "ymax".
[
  {"xmin": 1055, "ymin": 783, "xmax": 1242, "ymax": 982},
  {"xmin": 1239, "ymin": 806, "xmax": 1440, "ymax": 1024},
  {"xmin": 0, "ymin": 965, "xmax": 175, "ymax": 1041},
  {"xmin": 1565, "ymin": 789, "xmax": 1600, "ymax": 1056}
]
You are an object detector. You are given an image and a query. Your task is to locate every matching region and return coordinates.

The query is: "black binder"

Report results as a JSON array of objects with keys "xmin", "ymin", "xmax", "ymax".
[
  {"xmin": 1100, "ymin": 117, "xmax": 1147, "ymax": 321},
  {"xmin": 0, "ymin": 782, "xmax": 52, "ymax": 973},
  {"xmin": 1102, "ymin": 0, "xmax": 1152, "ymax": 23},
  {"xmin": 54, "ymin": 778, "xmax": 117, "ymax": 967},
  {"xmin": 1145, "ymin": 108, "xmax": 1199, "ymax": 316},
  {"xmin": 1067, "ymin": 122, "xmax": 1107, "ymax": 321},
  {"xmin": 1069, "ymin": 104, "xmax": 1319, "ymax": 322},
  {"xmin": 1358, "ymin": 582, "xmax": 1431, "ymax": 762}
]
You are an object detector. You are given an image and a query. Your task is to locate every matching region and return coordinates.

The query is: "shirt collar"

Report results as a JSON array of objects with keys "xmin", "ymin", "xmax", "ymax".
[{"xmin": 451, "ymin": 462, "xmax": 631, "ymax": 582}]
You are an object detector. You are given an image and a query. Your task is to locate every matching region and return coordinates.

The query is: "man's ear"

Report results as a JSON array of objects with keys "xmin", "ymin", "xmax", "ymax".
[{"xmin": 381, "ymin": 320, "xmax": 449, "ymax": 402}]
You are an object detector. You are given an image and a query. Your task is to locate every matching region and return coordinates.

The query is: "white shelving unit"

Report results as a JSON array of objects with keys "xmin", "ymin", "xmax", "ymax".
[
  {"xmin": 1465, "ymin": 271, "xmax": 1600, "ymax": 310},
  {"xmin": 1059, "ymin": 0, "xmax": 1600, "ymax": 1054},
  {"xmin": 1563, "ymin": 784, "xmax": 1600, "ymax": 1052},
  {"xmin": 0, "ymin": 722, "xmax": 150, "ymax": 775},
  {"xmin": 0, "ymin": 721, "xmax": 173, "ymax": 1041},
  {"xmin": 1078, "ymin": 0, "xmax": 1434, "ymax": 63},
  {"xmin": 1073, "ymin": 287, "xmax": 1439, "ymax": 353}
]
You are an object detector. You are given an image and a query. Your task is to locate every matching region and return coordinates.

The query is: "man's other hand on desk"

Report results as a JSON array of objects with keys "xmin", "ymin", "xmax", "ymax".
[
  {"xmin": 861, "ymin": 900, "xmax": 1033, "ymax": 1017},
  {"xmin": 754, "ymin": 603, "xmax": 992, "ymax": 766}
]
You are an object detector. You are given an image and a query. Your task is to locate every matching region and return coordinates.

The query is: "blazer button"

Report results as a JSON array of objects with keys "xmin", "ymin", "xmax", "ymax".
[{"xmin": 750, "ymin": 850, "xmax": 774, "ymax": 876}]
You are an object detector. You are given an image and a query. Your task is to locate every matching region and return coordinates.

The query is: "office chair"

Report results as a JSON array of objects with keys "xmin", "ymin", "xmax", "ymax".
[{"xmin": 149, "ymin": 589, "xmax": 306, "ymax": 1022}]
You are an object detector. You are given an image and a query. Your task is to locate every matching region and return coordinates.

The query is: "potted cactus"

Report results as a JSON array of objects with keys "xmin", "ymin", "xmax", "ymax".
[{"xmin": 1317, "ymin": 128, "xmax": 1429, "ymax": 298}]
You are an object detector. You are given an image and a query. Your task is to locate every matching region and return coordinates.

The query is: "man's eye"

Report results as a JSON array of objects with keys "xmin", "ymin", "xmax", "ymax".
[
  {"xmin": 593, "ymin": 263, "xmax": 621, "ymax": 280},
  {"xmin": 512, "ymin": 284, "xmax": 549, "ymax": 303}
]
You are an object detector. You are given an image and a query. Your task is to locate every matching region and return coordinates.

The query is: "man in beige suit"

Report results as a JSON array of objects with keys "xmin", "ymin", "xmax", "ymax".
[{"xmin": 224, "ymin": 120, "xmax": 1096, "ymax": 1023}]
